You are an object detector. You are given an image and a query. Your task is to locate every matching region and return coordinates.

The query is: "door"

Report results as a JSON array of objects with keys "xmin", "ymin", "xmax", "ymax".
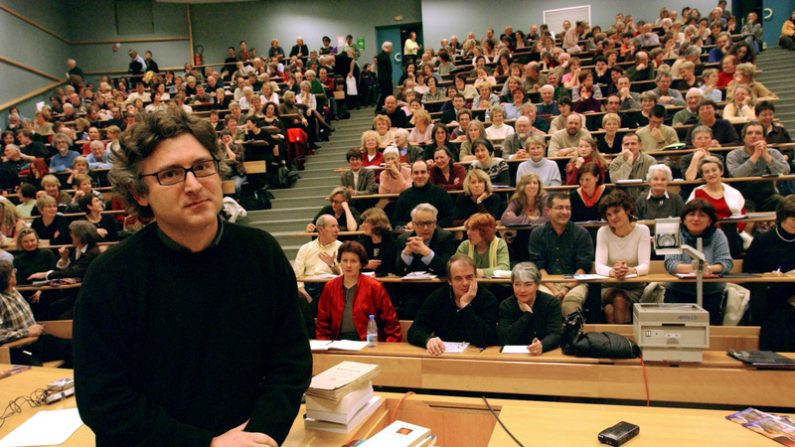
[{"xmin": 376, "ymin": 25, "xmax": 403, "ymax": 87}]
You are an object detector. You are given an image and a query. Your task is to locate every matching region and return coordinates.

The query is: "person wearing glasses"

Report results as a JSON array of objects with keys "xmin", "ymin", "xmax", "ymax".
[{"xmin": 73, "ymin": 109, "xmax": 312, "ymax": 447}]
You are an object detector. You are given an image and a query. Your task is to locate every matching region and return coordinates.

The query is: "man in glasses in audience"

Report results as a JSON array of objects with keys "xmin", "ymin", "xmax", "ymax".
[
  {"xmin": 74, "ymin": 108, "xmax": 311, "ymax": 447},
  {"xmin": 395, "ymin": 203, "xmax": 456, "ymax": 318}
]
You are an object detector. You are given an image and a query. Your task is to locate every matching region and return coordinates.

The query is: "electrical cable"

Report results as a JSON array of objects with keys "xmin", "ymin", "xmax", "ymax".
[
  {"xmin": 482, "ymin": 395, "xmax": 525, "ymax": 447},
  {"xmin": 639, "ymin": 354, "xmax": 651, "ymax": 407}
]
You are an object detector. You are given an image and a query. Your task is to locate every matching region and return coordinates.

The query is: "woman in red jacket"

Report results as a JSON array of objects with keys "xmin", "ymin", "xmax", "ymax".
[{"xmin": 316, "ymin": 241, "xmax": 401, "ymax": 342}]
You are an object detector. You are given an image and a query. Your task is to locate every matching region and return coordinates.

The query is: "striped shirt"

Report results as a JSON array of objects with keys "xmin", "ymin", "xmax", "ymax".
[{"xmin": 0, "ymin": 289, "xmax": 36, "ymax": 343}]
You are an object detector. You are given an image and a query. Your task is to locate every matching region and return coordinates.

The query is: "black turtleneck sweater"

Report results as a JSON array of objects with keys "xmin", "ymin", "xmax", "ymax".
[
  {"xmin": 744, "ymin": 226, "xmax": 795, "ymax": 274},
  {"xmin": 391, "ymin": 182, "xmax": 453, "ymax": 228},
  {"xmin": 74, "ymin": 222, "xmax": 312, "ymax": 446}
]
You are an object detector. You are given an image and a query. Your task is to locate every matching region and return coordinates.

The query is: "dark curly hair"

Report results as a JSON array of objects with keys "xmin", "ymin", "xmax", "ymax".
[{"xmin": 109, "ymin": 106, "xmax": 229, "ymax": 220}]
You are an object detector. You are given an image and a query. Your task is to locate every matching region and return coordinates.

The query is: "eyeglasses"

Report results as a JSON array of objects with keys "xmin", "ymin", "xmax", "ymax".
[
  {"xmin": 413, "ymin": 220, "xmax": 436, "ymax": 228},
  {"xmin": 141, "ymin": 159, "xmax": 219, "ymax": 186}
]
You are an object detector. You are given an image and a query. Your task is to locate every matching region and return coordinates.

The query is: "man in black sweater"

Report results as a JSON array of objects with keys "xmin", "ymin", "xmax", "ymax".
[
  {"xmin": 74, "ymin": 108, "xmax": 311, "ymax": 447},
  {"xmin": 392, "ymin": 161, "xmax": 453, "ymax": 228},
  {"xmin": 379, "ymin": 95, "xmax": 409, "ymax": 129},
  {"xmin": 376, "ymin": 41, "xmax": 394, "ymax": 112},
  {"xmin": 408, "ymin": 254, "xmax": 498, "ymax": 353}
]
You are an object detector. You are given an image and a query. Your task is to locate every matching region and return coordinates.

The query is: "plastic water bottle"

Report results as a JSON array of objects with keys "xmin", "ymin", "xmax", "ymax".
[{"xmin": 366, "ymin": 315, "xmax": 378, "ymax": 347}]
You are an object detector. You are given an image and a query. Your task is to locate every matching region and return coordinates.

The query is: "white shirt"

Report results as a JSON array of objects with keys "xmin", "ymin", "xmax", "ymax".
[{"xmin": 292, "ymin": 238, "xmax": 342, "ymax": 289}]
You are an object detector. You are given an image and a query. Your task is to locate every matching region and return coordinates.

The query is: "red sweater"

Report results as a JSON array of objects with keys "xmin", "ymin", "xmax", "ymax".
[{"xmin": 316, "ymin": 274, "xmax": 402, "ymax": 342}]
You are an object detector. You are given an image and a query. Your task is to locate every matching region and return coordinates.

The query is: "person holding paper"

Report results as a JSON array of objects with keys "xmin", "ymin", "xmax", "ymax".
[
  {"xmin": 408, "ymin": 254, "xmax": 498, "ymax": 355},
  {"xmin": 496, "ymin": 262, "xmax": 562, "ymax": 354},
  {"xmin": 595, "ymin": 190, "xmax": 651, "ymax": 324},
  {"xmin": 316, "ymin": 241, "xmax": 401, "ymax": 342},
  {"xmin": 664, "ymin": 199, "xmax": 733, "ymax": 325}
]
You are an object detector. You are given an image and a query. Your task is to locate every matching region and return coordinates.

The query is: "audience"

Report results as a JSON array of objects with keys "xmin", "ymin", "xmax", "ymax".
[
  {"xmin": 429, "ymin": 147, "xmax": 466, "ymax": 191},
  {"xmin": 727, "ymin": 121, "xmax": 790, "ymax": 211},
  {"xmin": 392, "ymin": 161, "xmax": 453, "ymax": 228},
  {"xmin": 468, "ymin": 138, "xmax": 509, "ymax": 186},
  {"xmin": 595, "ymin": 191, "xmax": 651, "ymax": 323},
  {"xmin": 456, "ymin": 212, "xmax": 509, "ymax": 278},
  {"xmin": 316, "ymin": 241, "xmax": 401, "ymax": 342},
  {"xmin": 408, "ymin": 254, "xmax": 498, "ymax": 354},
  {"xmin": 293, "ymin": 214, "xmax": 342, "ymax": 314},
  {"xmin": 516, "ymin": 136, "xmax": 561, "ymax": 187},
  {"xmin": 308, "ymin": 187, "xmax": 361, "ymax": 232},
  {"xmin": 664, "ymin": 199, "xmax": 733, "ymax": 325},
  {"xmin": 340, "ymin": 148, "xmax": 377, "ymax": 196},
  {"xmin": 378, "ymin": 147, "xmax": 412, "ymax": 194},
  {"xmin": 496, "ymin": 262, "xmax": 562, "ymax": 353},
  {"xmin": 453, "ymin": 170, "xmax": 503, "ymax": 225},
  {"xmin": 358, "ymin": 208, "xmax": 398, "ymax": 277},
  {"xmin": 636, "ymin": 164, "xmax": 684, "ymax": 220}
]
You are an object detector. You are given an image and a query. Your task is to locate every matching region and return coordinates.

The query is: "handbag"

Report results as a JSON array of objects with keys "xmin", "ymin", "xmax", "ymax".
[
  {"xmin": 562, "ymin": 311, "xmax": 640, "ymax": 359},
  {"xmin": 345, "ymin": 75, "xmax": 358, "ymax": 95}
]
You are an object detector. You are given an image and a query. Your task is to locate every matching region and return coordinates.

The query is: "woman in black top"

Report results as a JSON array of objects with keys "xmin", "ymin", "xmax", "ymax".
[
  {"xmin": 357, "ymin": 208, "xmax": 398, "ymax": 277},
  {"xmin": 78, "ymin": 195, "xmax": 119, "ymax": 242},
  {"xmin": 30, "ymin": 195, "xmax": 70, "ymax": 245},
  {"xmin": 452, "ymin": 169, "xmax": 504, "ymax": 226},
  {"xmin": 13, "ymin": 228, "xmax": 56, "ymax": 285},
  {"xmin": 497, "ymin": 262, "xmax": 562, "ymax": 353}
]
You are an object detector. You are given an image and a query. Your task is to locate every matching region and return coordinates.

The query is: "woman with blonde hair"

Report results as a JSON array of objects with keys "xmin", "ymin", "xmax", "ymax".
[
  {"xmin": 452, "ymin": 169, "xmax": 503, "ymax": 225},
  {"xmin": 566, "ymin": 136, "xmax": 606, "ymax": 185},
  {"xmin": 501, "ymin": 173, "xmax": 547, "ymax": 225},
  {"xmin": 408, "ymin": 109, "xmax": 433, "ymax": 145},
  {"xmin": 307, "ymin": 186, "xmax": 361, "ymax": 232},
  {"xmin": 40, "ymin": 175, "xmax": 72, "ymax": 210},
  {"xmin": 727, "ymin": 63, "xmax": 777, "ymax": 101},
  {"xmin": 359, "ymin": 130, "xmax": 383, "ymax": 168},
  {"xmin": 455, "ymin": 212, "xmax": 510, "ymax": 278},
  {"xmin": 0, "ymin": 200, "xmax": 25, "ymax": 241},
  {"xmin": 485, "ymin": 104, "xmax": 515, "ymax": 141},
  {"xmin": 722, "ymin": 85, "xmax": 756, "ymax": 122},
  {"xmin": 459, "ymin": 119, "xmax": 487, "ymax": 161},
  {"xmin": 372, "ymin": 115, "xmax": 395, "ymax": 147},
  {"xmin": 597, "ymin": 113, "xmax": 623, "ymax": 154}
]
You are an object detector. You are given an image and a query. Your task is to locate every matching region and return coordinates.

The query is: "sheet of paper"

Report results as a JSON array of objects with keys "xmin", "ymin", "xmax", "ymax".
[
  {"xmin": 574, "ymin": 274, "xmax": 608, "ymax": 280},
  {"xmin": 443, "ymin": 342, "xmax": 469, "ymax": 353},
  {"xmin": 501, "ymin": 345, "xmax": 530, "ymax": 354},
  {"xmin": 328, "ymin": 340, "xmax": 368, "ymax": 351},
  {"xmin": 491, "ymin": 270, "xmax": 512, "ymax": 279},
  {"xmin": 310, "ymin": 340, "xmax": 332, "ymax": 351},
  {"xmin": 0, "ymin": 409, "xmax": 83, "ymax": 447}
]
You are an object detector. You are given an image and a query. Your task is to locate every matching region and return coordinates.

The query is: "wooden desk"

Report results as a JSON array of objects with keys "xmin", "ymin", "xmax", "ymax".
[
  {"xmin": 312, "ymin": 344, "xmax": 795, "ymax": 408},
  {"xmin": 285, "ymin": 392, "xmax": 793, "ymax": 447},
  {"xmin": 4, "ymin": 368, "xmax": 787, "ymax": 447}
]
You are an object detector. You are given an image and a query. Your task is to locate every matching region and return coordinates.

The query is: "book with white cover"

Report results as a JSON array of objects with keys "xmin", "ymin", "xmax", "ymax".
[
  {"xmin": 307, "ymin": 361, "xmax": 379, "ymax": 401},
  {"xmin": 304, "ymin": 395, "xmax": 383, "ymax": 434},
  {"xmin": 359, "ymin": 419, "xmax": 433, "ymax": 447},
  {"xmin": 305, "ymin": 382, "xmax": 374, "ymax": 424},
  {"xmin": 501, "ymin": 345, "xmax": 530, "ymax": 354}
]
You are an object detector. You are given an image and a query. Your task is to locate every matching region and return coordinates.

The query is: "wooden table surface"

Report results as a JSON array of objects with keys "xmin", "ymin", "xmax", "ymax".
[{"xmin": 2, "ymin": 367, "xmax": 791, "ymax": 447}]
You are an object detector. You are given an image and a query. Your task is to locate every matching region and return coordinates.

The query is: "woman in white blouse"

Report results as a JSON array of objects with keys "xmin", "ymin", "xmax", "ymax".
[
  {"xmin": 595, "ymin": 190, "xmax": 651, "ymax": 323},
  {"xmin": 485, "ymin": 104, "xmax": 515, "ymax": 141}
]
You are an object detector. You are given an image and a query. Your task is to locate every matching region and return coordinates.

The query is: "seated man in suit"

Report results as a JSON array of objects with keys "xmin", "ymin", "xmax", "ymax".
[
  {"xmin": 340, "ymin": 148, "xmax": 377, "ymax": 196},
  {"xmin": 392, "ymin": 161, "xmax": 453, "ymax": 228},
  {"xmin": 440, "ymin": 94, "xmax": 467, "ymax": 125},
  {"xmin": 0, "ymin": 261, "xmax": 72, "ymax": 368},
  {"xmin": 395, "ymin": 203, "xmax": 456, "ymax": 318},
  {"xmin": 407, "ymin": 254, "xmax": 498, "ymax": 354}
]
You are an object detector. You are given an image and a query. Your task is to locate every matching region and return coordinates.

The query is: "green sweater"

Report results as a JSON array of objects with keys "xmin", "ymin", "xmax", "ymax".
[
  {"xmin": 74, "ymin": 222, "xmax": 312, "ymax": 446},
  {"xmin": 456, "ymin": 237, "xmax": 510, "ymax": 277}
]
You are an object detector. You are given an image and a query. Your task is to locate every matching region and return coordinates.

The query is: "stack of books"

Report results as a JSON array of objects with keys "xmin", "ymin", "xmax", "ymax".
[
  {"xmin": 304, "ymin": 361, "xmax": 382, "ymax": 433},
  {"xmin": 358, "ymin": 420, "xmax": 436, "ymax": 447}
]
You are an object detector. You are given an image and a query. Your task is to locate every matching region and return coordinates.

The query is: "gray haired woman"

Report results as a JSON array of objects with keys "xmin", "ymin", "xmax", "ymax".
[{"xmin": 496, "ymin": 262, "xmax": 562, "ymax": 354}]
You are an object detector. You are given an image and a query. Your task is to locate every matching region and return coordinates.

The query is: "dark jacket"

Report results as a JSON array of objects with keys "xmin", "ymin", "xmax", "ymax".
[
  {"xmin": 497, "ymin": 292, "xmax": 562, "ymax": 351},
  {"xmin": 407, "ymin": 284, "xmax": 498, "ymax": 348},
  {"xmin": 49, "ymin": 245, "xmax": 101, "ymax": 280},
  {"xmin": 395, "ymin": 228, "xmax": 456, "ymax": 276}
]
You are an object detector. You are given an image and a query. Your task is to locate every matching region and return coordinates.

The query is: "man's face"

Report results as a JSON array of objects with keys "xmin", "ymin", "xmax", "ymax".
[
  {"xmin": 623, "ymin": 135, "xmax": 640, "ymax": 154},
  {"xmin": 699, "ymin": 105, "xmax": 716, "ymax": 123},
  {"xmin": 657, "ymin": 76, "xmax": 671, "ymax": 91},
  {"xmin": 348, "ymin": 156, "xmax": 362, "ymax": 170},
  {"xmin": 605, "ymin": 96, "xmax": 620, "ymax": 113},
  {"xmin": 649, "ymin": 115, "xmax": 664, "ymax": 128},
  {"xmin": 515, "ymin": 119, "xmax": 529, "ymax": 135},
  {"xmin": 744, "ymin": 124, "xmax": 765, "ymax": 147},
  {"xmin": 758, "ymin": 109, "xmax": 775, "ymax": 127},
  {"xmin": 411, "ymin": 162, "xmax": 429, "ymax": 187},
  {"xmin": 546, "ymin": 197, "xmax": 572, "ymax": 227},
  {"xmin": 693, "ymin": 131, "xmax": 712, "ymax": 148},
  {"xmin": 412, "ymin": 210, "xmax": 436, "ymax": 240},
  {"xmin": 566, "ymin": 116, "xmax": 581, "ymax": 135},
  {"xmin": 540, "ymin": 89, "xmax": 553, "ymax": 103},
  {"xmin": 384, "ymin": 96, "xmax": 397, "ymax": 113},
  {"xmin": 317, "ymin": 219, "xmax": 339, "ymax": 241},
  {"xmin": 453, "ymin": 96, "xmax": 465, "ymax": 110},
  {"xmin": 134, "ymin": 133, "xmax": 223, "ymax": 239},
  {"xmin": 687, "ymin": 94, "xmax": 702, "ymax": 110},
  {"xmin": 448, "ymin": 260, "xmax": 476, "ymax": 299}
]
